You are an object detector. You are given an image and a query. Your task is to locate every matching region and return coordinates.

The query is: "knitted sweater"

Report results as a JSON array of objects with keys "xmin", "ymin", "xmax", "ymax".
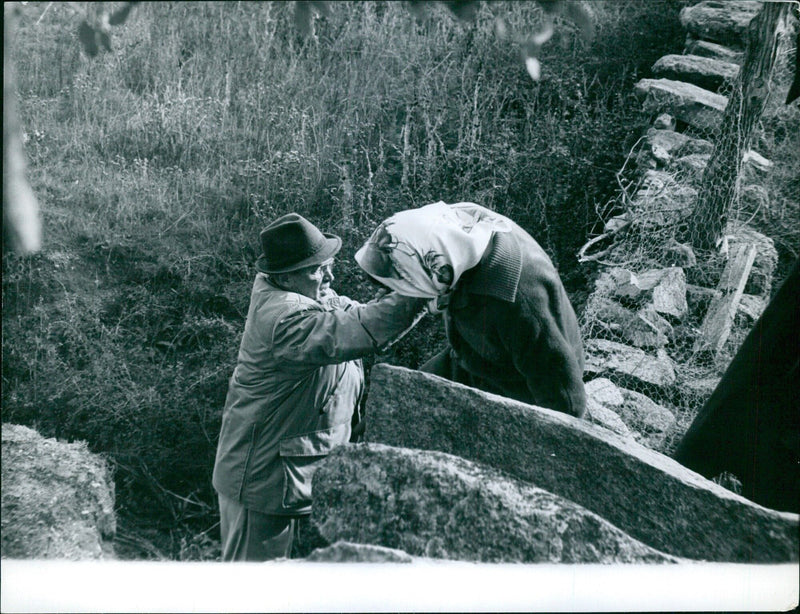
[{"xmin": 444, "ymin": 223, "xmax": 586, "ymax": 417}]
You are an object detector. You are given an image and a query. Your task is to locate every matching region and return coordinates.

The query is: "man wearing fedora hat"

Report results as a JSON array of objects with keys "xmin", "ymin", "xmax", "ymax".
[{"xmin": 212, "ymin": 213, "xmax": 427, "ymax": 561}]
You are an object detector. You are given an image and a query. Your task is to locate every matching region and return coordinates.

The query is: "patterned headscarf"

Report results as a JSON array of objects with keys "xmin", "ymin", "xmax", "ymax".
[{"xmin": 355, "ymin": 201, "xmax": 512, "ymax": 300}]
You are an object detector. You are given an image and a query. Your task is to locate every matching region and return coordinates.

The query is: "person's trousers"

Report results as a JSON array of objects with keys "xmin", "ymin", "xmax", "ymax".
[{"xmin": 218, "ymin": 493, "xmax": 296, "ymax": 561}]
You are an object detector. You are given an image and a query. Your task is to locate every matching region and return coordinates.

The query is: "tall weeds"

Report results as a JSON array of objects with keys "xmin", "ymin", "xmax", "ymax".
[{"xmin": 3, "ymin": 0, "xmax": 691, "ymax": 559}]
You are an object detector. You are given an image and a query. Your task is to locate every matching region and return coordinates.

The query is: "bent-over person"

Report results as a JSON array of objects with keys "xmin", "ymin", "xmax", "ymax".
[
  {"xmin": 356, "ymin": 201, "xmax": 585, "ymax": 418},
  {"xmin": 213, "ymin": 213, "xmax": 426, "ymax": 561}
]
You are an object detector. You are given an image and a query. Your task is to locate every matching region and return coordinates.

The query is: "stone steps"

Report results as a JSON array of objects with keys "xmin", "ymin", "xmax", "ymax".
[
  {"xmin": 679, "ymin": 1, "xmax": 761, "ymax": 48},
  {"xmin": 633, "ymin": 78, "xmax": 727, "ymax": 132},
  {"xmin": 652, "ymin": 54, "xmax": 739, "ymax": 93},
  {"xmin": 684, "ymin": 39, "xmax": 744, "ymax": 64}
]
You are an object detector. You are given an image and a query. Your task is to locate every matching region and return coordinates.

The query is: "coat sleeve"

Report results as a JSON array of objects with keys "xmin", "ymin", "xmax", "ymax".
[
  {"xmin": 271, "ymin": 292, "xmax": 426, "ymax": 366},
  {"xmin": 498, "ymin": 281, "xmax": 586, "ymax": 418}
]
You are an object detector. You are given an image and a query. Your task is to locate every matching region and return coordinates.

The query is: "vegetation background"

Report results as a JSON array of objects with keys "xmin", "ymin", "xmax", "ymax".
[{"xmin": 3, "ymin": 0, "xmax": 797, "ymax": 560}]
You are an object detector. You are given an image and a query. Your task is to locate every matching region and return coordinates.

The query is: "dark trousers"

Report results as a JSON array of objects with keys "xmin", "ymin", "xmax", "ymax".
[{"xmin": 218, "ymin": 494, "xmax": 295, "ymax": 562}]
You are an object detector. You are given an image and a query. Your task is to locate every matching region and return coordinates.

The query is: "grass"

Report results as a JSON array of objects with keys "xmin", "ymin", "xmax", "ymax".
[{"xmin": 7, "ymin": 0, "xmax": 795, "ymax": 560}]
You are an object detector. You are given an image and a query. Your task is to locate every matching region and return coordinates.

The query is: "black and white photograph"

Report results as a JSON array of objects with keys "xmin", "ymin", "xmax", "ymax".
[{"xmin": 2, "ymin": 1, "xmax": 798, "ymax": 611}]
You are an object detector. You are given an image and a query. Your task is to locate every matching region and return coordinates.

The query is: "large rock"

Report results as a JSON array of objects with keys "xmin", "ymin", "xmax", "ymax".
[
  {"xmin": 588, "ymin": 297, "xmax": 671, "ymax": 349},
  {"xmin": 634, "ymin": 78, "xmax": 727, "ymax": 132},
  {"xmin": 652, "ymin": 54, "xmax": 739, "ymax": 92},
  {"xmin": 594, "ymin": 267, "xmax": 687, "ymax": 321},
  {"xmin": 365, "ymin": 365, "xmax": 800, "ymax": 562},
  {"xmin": 584, "ymin": 338, "xmax": 677, "ymax": 393},
  {"xmin": 684, "ymin": 39, "xmax": 745, "ymax": 64},
  {"xmin": 313, "ymin": 443, "xmax": 679, "ymax": 563},
  {"xmin": 679, "ymin": 1, "xmax": 760, "ymax": 48},
  {"xmin": 2, "ymin": 424, "xmax": 116, "ymax": 559}
]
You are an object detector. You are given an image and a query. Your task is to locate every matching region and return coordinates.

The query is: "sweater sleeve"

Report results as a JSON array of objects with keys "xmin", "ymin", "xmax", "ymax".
[
  {"xmin": 272, "ymin": 292, "xmax": 426, "ymax": 366},
  {"xmin": 499, "ymin": 281, "xmax": 586, "ymax": 418}
]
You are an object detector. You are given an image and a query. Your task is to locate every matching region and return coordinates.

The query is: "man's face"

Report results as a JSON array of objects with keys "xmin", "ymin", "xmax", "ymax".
[{"xmin": 278, "ymin": 258, "xmax": 335, "ymax": 301}]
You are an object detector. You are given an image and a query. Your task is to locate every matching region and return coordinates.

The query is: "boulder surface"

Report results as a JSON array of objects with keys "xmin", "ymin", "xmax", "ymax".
[
  {"xmin": 2, "ymin": 424, "xmax": 116, "ymax": 559},
  {"xmin": 313, "ymin": 443, "xmax": 679, "ymax": 563},
  {"xmin": 365, "ymin": 365, "xmax": 799, "ymax": 562}
]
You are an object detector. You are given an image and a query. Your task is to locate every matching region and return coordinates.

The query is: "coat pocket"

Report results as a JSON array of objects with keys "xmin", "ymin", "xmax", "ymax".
[{"xmin": 278, "ymin": 422, "xmax": 350, "ymax": 511}]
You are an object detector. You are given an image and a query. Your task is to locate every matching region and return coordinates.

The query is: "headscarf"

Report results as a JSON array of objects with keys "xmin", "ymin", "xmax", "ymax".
[{"xmin": 355, "ymin": 202, "xmax": 512, "ymax": 301}]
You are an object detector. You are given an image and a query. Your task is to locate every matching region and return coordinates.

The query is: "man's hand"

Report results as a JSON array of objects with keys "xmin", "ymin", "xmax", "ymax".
[{"xmin": 371, "ymin": 287, "xmax": 391, "ymax": 302}]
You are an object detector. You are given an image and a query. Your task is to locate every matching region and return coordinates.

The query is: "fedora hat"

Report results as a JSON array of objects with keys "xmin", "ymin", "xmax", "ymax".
[{"xmin": 255, "ymin": 213, "xmax": 341, "ymax": 274}]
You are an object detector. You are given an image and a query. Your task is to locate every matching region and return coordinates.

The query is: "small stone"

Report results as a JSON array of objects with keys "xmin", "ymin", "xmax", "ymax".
[
  {"xmin": 603, "ymin": 215, "xmax": 630, "ymax": 234},
  {"xmin": 737, "ymin": 294, "xmax": 766, "ymax": 322},
  {"xmin": 650, "ymin": 267, "xmax": 688, "ymax": 320},
  {"xmin": 610, "ymin": 268, "xmax": 643, "ymax": 300},
  {"xmin": 304, "ymin": 541, "xmax": 414, "ymax": 563},
  {"xmin": 671, "ymin": 153, "xmax": 711, "ymax": 185},
  {"xmin": 586, "ymin": 398, "xmax": 631, "ymax": 437},
  {"xmin": 654, "ymin": 113, "xmax": 676, "ymax": 130},
  {"xmin": 585, "ymin": 377, "xmax": 625, "ymax": 407},
  {"xmin": 665, "ymin": 240, "xmax": 697, "ymax": 268}
]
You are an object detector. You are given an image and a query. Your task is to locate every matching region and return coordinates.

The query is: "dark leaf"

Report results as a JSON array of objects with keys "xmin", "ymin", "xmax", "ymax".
[
  {"xmin": 108, "ymin": 2, "xmax": 139, "ymax": 26},
  {"xmin": 444, "ymin": 0, "xmax": 480, "ymax": 21},
  {"xmin": 78, "ymin": 21, "xmax": 99, "ymax": 57},
  {"xmin": 563, "ymin": 0, "xmax": 594, "ymax": 43},
  {"xmin": 293, "ymin": 1, "xmax": 313, "ymax": 37}
]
